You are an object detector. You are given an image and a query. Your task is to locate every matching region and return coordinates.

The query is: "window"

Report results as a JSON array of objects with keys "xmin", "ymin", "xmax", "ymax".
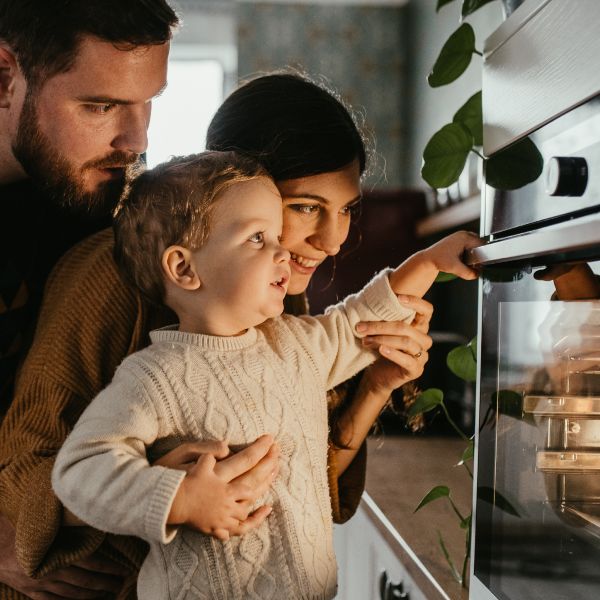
[{"xmin": 146, "ymin": 59, "xmax": 224, "ymax": 168}]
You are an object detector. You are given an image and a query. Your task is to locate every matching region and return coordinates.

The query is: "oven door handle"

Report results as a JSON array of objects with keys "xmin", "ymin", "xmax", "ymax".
[{"xmin": 465, "ymin": 213, "xmax": 600, "ymax": 267}]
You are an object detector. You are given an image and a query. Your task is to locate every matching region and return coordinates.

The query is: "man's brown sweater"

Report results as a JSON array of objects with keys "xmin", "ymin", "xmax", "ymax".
[{"xmin": 0, "ymin": 228, "xmax": 366, "ymax": 598}]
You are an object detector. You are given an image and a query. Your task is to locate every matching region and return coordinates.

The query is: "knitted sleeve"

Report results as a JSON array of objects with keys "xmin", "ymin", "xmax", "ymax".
[
  {"xmin": 52, "ymin": 361, "xmax": 185, "ymax": 545},
  {"xmin": 284, "ymin": 283, "xmax": 405, "ymax": 524},
  {"xmin": 293, "ymin": 270, "xmax": 414, "ymax": 392},
  {"xmin": 0, "ymin": 230, "xmax": 151, "ymax": 577}
]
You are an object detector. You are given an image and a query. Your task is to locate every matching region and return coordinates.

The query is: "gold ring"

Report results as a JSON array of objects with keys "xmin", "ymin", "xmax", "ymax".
[{"xmin": 414, "ymin": 351, "xmax": 422, "ymax": 359}]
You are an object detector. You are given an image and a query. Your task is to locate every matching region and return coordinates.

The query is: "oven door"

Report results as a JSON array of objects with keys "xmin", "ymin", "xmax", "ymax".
[{"xmin": 468, "ymin": 214, "xmax": 600, "ymax": 600}]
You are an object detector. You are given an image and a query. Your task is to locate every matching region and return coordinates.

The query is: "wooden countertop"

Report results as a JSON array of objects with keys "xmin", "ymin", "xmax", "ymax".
[{"xmin": 365, "ymin": 435, "xmax": 472, "ymax": 600}]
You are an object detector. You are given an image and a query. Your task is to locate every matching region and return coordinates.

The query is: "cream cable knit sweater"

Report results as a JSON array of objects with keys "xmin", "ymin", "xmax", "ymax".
[{"xmin": 52, "ymin": 270, "xmax": 412, "ymax": 600}]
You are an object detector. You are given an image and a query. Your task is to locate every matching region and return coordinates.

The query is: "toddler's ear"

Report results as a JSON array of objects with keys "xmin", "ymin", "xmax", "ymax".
[{"xmin": 162, "ymin": 245, "xmax": 201, "ymax": 291}]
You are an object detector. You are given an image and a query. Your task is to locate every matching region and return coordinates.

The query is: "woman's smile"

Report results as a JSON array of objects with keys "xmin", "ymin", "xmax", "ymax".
[{"xmin": 290, "ymin": 252, "xmax": 322, "ymax": 271}]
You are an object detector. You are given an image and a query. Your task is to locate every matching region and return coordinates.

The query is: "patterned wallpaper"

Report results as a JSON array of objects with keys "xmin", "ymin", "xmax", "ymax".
[{"xmin": 236, "ymin": 3, "xmax": 408, "ymax": 187}]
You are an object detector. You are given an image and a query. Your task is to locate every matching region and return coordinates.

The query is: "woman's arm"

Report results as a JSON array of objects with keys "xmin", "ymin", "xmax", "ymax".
[
  {"xmin": 329, "ymin": 231, "xmax": 481, "ymax": 477},
  {"xmin": 331, "ymin": 296, "xmax": 433, "ymax": 476}
]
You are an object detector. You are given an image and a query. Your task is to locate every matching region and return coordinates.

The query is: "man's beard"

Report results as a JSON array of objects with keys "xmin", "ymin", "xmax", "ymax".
[{"xmin": 12, "ymin": 92, "xmax": 142, "ymax": 218}]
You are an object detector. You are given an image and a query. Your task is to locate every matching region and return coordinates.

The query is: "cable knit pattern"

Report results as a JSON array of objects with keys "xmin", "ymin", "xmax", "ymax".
[
  {"xmin": 0, "ymin": 228, "xmax": 369, "ymax": 598},
  {"xmin": 52, "ymin": 270, "xmax": 413, "ymax": 600}
]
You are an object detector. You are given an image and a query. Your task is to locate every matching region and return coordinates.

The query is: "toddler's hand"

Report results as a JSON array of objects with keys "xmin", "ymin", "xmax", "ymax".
[
  {"xmin": 167, "ymin": 434, "xmax": 278, "ymax": 540},
  {"xmin": 423, "ymin": 230, "xmax": 481, "ymax": 280}
]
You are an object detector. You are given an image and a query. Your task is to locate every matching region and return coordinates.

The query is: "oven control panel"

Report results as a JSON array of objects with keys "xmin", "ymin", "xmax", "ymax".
[
  {"xmin": 484, "ymin": 96, "xmax": 600, "ymax": 238},
  {"xmin": 546, "ymin": 157, "xmax": 588, "ymax": 197}
]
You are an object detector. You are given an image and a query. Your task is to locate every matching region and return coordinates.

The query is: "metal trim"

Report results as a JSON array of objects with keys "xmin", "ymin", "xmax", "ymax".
[{"xmin": 466, "ymin": 213, "xmax": 600, "ymax": 267}]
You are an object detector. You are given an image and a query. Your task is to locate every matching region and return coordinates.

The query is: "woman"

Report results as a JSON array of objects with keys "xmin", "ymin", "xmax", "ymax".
[
  {"xmin": 0, "ymin": 73, "xmax": 431, "ymax": 598},
  {"xmin": 206, "ymin": 72, "xmax": 432, "ymax": 486}
]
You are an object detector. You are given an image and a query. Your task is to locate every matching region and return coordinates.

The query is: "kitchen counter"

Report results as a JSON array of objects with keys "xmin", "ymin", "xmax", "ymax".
[{"xmin": 364, "ymin": 435, "xmax": 473, "ymax": 600}]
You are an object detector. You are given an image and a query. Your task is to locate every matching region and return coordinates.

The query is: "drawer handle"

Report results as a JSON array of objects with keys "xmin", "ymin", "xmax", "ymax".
[{"xmin": 379, "ymin": 570, "xmax": 409, "ymax": 600}]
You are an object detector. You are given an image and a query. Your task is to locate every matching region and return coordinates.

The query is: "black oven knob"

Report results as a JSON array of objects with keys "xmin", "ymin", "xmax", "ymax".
[{"xmin": 546, "ymin": 156, "xmax": 588, "ymax": 196}]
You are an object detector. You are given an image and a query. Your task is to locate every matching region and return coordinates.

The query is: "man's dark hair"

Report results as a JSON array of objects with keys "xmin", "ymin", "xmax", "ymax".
[
  {"xmin": 0, "ymin": 0, "xmax": 179, "ymax": 88},
  {"xmin": 206, "ymin": 72, "xmax": 370, "ymax": 182}
]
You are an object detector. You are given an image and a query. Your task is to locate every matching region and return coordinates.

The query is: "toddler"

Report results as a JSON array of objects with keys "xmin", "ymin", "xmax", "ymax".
[{"xmin": 52, "ymin": 151, "xmax": 479, "ymax": 600}]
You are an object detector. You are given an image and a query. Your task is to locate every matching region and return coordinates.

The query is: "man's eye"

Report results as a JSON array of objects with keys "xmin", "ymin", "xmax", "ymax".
[
  {"xmin": 248, "ymin": 232, "xmax": 264, "ymax": 244},
  {"xmin": 86, "ymin": 104, "xmax": 115, "ymax": 115}
]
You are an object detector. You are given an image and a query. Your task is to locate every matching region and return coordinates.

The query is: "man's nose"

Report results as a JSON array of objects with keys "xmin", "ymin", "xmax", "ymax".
[{"xmin": 111, "ymin": 104, "xmax": 150, "ymax": 155}]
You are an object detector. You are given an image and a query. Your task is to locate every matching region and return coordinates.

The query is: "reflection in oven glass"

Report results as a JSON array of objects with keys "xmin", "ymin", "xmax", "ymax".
[{"xmin": 475, "ymin": 260, "xmax": 600, "ymax": 600}]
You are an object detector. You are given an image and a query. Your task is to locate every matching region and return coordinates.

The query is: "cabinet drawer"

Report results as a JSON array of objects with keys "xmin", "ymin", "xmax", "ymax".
[{"xmin": 334, "ymin": 495, "xmax": 435, "ymax": 600}]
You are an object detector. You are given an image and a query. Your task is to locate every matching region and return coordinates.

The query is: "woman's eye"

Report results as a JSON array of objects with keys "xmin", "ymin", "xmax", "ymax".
[
  {"xmin": 86, "ymin": 104, "xmax": 115, "ymax": 115},
  {"xmin": 248, "ymin": 232, "xmax": 264, "ymax": 244},
  {"xmin": 290, "ymin": 204, "xmax": 320, "ymax": 215},
  {"xmin": 342, "ymin": 201, "xmax": 362, "ymax": 217}
]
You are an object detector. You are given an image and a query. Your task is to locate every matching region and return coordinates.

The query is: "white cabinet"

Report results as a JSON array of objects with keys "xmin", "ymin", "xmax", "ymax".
[{"xmin": 334, "ymin": 494, "xmax": 437, "ymax": 600}]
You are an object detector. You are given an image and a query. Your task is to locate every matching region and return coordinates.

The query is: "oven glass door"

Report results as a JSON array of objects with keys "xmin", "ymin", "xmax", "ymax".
[{"xmin": 474, "ymin": 257, "xmax": 600, "ymax": 600}]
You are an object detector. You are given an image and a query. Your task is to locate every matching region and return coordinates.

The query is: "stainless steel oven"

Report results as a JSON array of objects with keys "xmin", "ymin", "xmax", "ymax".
[
  {"xmin": 467, "ymin": 2, "xmax": 600, "ymax": 596},
  {"xmin": 467, "ymin": 96, "xmax": 600, "ymax": 599}
]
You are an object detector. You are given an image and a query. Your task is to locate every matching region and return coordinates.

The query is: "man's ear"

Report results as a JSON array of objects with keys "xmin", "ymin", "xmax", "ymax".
[
  {"xmin": 0, "ymin": 45, "xmax": 20, "ymax": 109},
  {"xmin": 162, "ymin": 246, "xmax": 202, "ymax": 291}
]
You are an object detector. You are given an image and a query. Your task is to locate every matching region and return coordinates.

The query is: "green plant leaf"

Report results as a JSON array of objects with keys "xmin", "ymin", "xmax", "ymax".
[
  {"xmin": 462, "ymin": 0, "xmax": 497, "ymax": 17},
  {"xmin": 415, "ymin": 485, "xmax": 450, "ymax": 512},
  {"xmin": 478, "ymin": 486, "xmax": 521, "ymax": 517},
  {"xmin": 493, "ymin": 389, "xmax": 523, "ymax": 418},
  {"xmin": 457, "ymin": 440, "xmax": 474, "ymax": 466},
  {"xmin": 428, "ymin": 23, "xmax": 476, "ymax": 87},
  {"xmin": 460, "ymin": 513, "xmax": 472, "ymax": 530},
  {"xmin": 437, "ymin": 530, "xmax": 462, "ymax": 583},
  {"xmin": 485, "ymin": 137, "xmax": 544, "ymax": 190},
  {"xmin": 407, "ymin": 388, "xmax": 444, "ymax": 418},
  {"xmin": 437, "ymin": 0, "xmax": 457, "ymax": 10},
  {"xmin": 421, "ymin": 122, "xmax": 473, "ymax": 188},
  {"xmin": 435, "ymin": 272, "xmax": 458, "ymax": 282},
  {"xmin": 447, "ymin": 341, "xmax": 477, "ymax": 382},
  {"xmin": 467, "ymin": 336, "xmax": 477, "ymax": 359},
  {"xmin": 453, "ymin": 91, "xmax": 483, "ymax": 146}
]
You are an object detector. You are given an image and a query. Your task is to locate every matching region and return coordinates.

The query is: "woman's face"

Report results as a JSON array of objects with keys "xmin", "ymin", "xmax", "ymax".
[{"xmin": 277, "ymin": 160, "xmax": 361, "ymax": 295}]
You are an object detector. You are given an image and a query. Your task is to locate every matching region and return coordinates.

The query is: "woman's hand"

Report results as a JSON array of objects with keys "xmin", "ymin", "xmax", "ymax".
[
  {"xmin": 153, "ymin": 440, "xmax": 232, "ymax": 472},
  {"xmin": 358, "ymin": 295, "xmax": 433, "ymax": 397},
  {"xmin": 332, "ymin": 296, "xmax": 433, "ymax": 477}
]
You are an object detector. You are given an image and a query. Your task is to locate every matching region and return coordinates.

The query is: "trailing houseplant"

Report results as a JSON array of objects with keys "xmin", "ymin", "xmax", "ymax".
[
  {"xmin": 421, "ymin": 0, "xmax": 543, "ymax": 192},
  {"xmin": 410, "ymin": 2, "xmax": 537, "ymax": 586},
  {"xmin": 408, "ymin": 336, "xmax": 476, "ymax": 587}
]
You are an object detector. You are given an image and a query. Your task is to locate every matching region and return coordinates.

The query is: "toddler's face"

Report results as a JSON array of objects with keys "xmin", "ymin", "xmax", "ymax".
[{"xmin": 191, "ymin": 177, "xmax": 291, "ymax": 333}]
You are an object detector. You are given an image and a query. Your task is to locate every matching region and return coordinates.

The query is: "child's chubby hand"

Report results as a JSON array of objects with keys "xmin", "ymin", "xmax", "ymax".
[
  {"xmin": 166, "ymin": 434, "xmax": 279, "ymax": 541},
  {"xmin": 420, "ymin": 230, "xmax": 482, "ymax": 280}
]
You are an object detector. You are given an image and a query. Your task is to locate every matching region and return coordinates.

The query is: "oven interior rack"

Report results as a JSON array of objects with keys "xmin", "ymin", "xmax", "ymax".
[
  {"xmin": 524, "ymin": 395, "xmax": 600, "ymax": 417},
  {"xmin": 537, "ymin": 450, "xmax": 600, "ymax": 473}
]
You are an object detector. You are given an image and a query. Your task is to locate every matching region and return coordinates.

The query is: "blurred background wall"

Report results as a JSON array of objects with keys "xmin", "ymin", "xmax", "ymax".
[
  {"xmin": 235, "ymin": 2, "xmax": 408, "ymax": 188},
  {"xmin": 165, "ymin": 0, "xmax": 504, "ymax": 188}
]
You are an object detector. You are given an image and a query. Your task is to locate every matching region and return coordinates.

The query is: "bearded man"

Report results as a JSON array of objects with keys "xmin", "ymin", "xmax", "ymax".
[
  {"xmin": 0, "ymin": 1, "xmax": 173, "ymax": 415},
  {"xmin": 0, "ymin": 3, "xmax": 283, "ymax": 598}
]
